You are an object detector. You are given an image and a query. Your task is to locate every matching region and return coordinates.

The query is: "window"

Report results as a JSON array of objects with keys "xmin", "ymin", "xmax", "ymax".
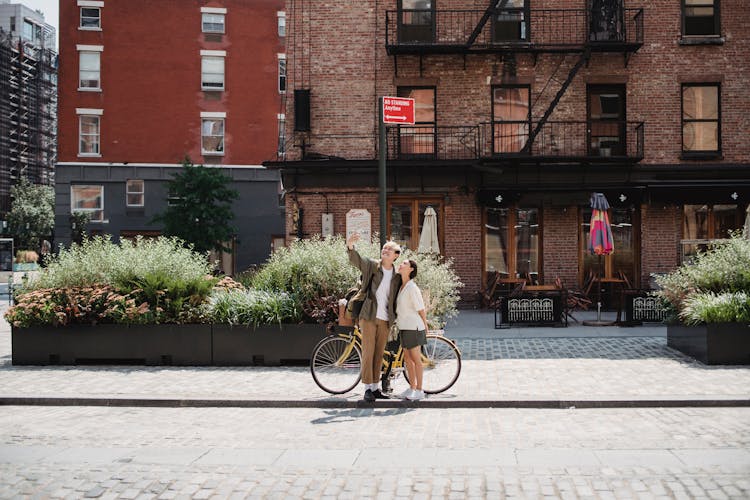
[
  {"xmin": 493, "ymin": 0, "xmax": 528, "ymax": 42},
  {"xmin": 71, "ymin": 185, "xmax": 104, "ymax": 222},
  {"xmin": 588, "ymin": 85, "xmax": 626, "ymax": 156},
  {"xmin": 126, "ymin": 180, "xmax": 144, "ymax": 207},
  {"xmin": 277, "ymin": 11, "xmax": 286, "ymax": 37},
  {"xmin": 78, "ymin": 115, "xmax": 100, "ymax": 155},
  {"xmin": 201, "ymin": 54, "xmax": 225, "ymax": 91},
  {"xmin": 79, "ymin": 51, "xmax": 101, "ymax": 90},
  {"xmin": 681, "ymin": 204, "xmax": 740, "ymax": 261},
  {"xmin": 398, "ymin": 0, "xmax": 434, "ymax": 43},
  {"xmin": 682, "ymin": 83, "xmax": 720, "ymax": 154},
  {"xmin": 277, "ymin": 113, "xmax": 286, "ymax": 156},
  {"xmin": 485, "ymin": 207, "xmax": 540, "ymax": 284},
  {"xmin": 492, "ymin": 85, "xmax": 530, "ymax": 153},
  {"xmin": 202, "ymin": 13, "xmax": 225, "ymax": 33},
  {"xmin": 201, "ymin": 118, "xmax": 225, "ymax": 155},
  {"xmin": 683, "ymin": 0, "xmax": 720, "ymax": 36},
  {"xmin": 80, "ymin": 7, "xmax": 101, "ymax": 29},
  {"xmin": 388, "ymin": 199, "xmax": 443, "ymax": 253},
  {"xmin": 9, "ymin": 17, "xmax": 14, "ymax": 32},
  {"xmin": 278, "ymin": 54, "xmax": 286, "ymax": 94},
  {"xmin": 396, "ymin": 87, "xmax": 436, "ymax": 157},
  {"xmin": 22, "ymin": 20, "xmax": 34, "ymax": 41}
]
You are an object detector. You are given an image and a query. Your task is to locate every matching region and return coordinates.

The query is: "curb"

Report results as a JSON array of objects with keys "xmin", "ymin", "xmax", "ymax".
[{"xmin": 2, "ymin": 397, "xmax": 749, "ymax": 409}]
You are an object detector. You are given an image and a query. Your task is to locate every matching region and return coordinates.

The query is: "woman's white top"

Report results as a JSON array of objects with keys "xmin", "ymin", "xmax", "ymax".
[{"xmin": 396, "ymin": 280, "xmax": 426, "ymax": 331}]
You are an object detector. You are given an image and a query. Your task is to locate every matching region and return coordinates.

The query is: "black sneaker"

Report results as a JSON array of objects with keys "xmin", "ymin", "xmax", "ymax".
[
  {"xmin": 371, "ymin": 389, "xmax": 390, "ymax": 400},
  {"xmin": 363, "ymin": 389, "xmax": 375, "ymax": 403}
]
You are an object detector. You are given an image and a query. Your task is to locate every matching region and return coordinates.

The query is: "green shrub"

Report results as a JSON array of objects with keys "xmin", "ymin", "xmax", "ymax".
[
  {"xmin": 250, "ymin": 235, "xmax": 463, "ymax": 327},
  {"xmin": 5, "ymin": 285, "xmax": 149, "ymax": 328},
  {"xmin": 656, "ymin": 233, "xmax": 750, "ymax": 324},
  {"xmin": 206, "ymin": 289, "xmax": 301, "ymax": 326},
  {"xmin": 679, "ymin": 291, "xmax": 750, "ymax": 325},
  {"xmin": 19, "ymin": 236, "xmax": 216, "ymax": 324}
]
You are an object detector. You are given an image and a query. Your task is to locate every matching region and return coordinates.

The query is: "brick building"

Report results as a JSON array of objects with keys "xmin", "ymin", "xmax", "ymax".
[
  {"xmin": 56, "ymin": 0, "xmax": 286, "ymax": 273},
  {"xmin": 269, "ymin": 0, "xmax": 750, "ymax": 306}
]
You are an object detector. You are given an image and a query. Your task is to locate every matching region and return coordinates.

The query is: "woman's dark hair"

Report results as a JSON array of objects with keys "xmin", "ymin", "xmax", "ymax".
[{"xmin": 408, "ymin": 259, "xmax": 418, "ymax": 280}]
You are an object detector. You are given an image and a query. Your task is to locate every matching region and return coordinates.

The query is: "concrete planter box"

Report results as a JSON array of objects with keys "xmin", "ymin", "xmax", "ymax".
[
  {"xmin": 667, "ymin": 323, "xmax": 750, "ymax": 365},
  {"xmin": 11, "ymin": 324, "xmax": 213, "ymax": 366},
  {"xmin": 212, "ymin": 323, "xmax": 329, "ymax": 366}
]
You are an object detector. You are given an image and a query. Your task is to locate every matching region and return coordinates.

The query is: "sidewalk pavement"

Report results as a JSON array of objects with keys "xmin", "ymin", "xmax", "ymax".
[{"xmin": 1, "ymin": 307, "xmax": 749, "ymax": 408}]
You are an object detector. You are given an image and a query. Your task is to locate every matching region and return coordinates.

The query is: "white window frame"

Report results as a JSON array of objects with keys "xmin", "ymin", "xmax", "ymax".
[
  {"xmin": 76, "ymin": 108, "xmax": 103, "ymax": 157},
  {"xmin": 201, "ymin": 50, "xmax": 226, "ymax": 91},
  {"xmin": 277, "ymin": 11, "xmax": 286, "ymax": 37},
  {"xmin": 79, "ymin": 5, "xmax": 102, "ymax": 30},
  {"xmin": 201, "ymin": 112, "xmax": 226, "ymax": 156},
  {"xmin": 71, "ymin": 185, "xmax": 104, "ymax": 222},
  {"xmin": 278, "ymin": 53, "xmax": 286, "ymax": 94},
  {"xmin": 126, "ymin": 179, "xmax": 145, "ymax": 207},
  {"xmin": 77, "ymin": 45, "xmax": 103, "ymax": 91},
  {"xmin": 201, "ymin": 13, "xmax": 225, "ymax": 33}
]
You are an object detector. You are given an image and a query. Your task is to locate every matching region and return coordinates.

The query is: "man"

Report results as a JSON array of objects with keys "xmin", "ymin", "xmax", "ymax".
[{"xmin": 346, "ymin": 233, "xmax": 401, "ymax": 402}]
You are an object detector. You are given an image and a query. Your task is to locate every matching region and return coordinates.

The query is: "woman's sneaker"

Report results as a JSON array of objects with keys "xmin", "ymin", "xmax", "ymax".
[
  {"xmin": 399, "ymin": 388, "xmax": 415, "ymax": 399},
  {"xmin": 407, "ymin": 389, "xmax": 425, "ymax": 401}
]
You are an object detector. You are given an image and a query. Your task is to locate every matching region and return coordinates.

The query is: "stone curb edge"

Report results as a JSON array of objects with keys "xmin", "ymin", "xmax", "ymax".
[{"xmin": 1, "ymin": 397, "xmax": 749, "ymax": 409}]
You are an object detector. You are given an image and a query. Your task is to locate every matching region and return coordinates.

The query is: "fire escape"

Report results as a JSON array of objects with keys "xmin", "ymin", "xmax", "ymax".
[{"xmin": 383, "ymin": 0, "xmax": 644, "ymax": 164}]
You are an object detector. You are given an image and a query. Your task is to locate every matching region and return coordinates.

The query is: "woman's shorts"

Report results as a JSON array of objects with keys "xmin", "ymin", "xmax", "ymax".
[{"xmin": 400, "ymin": 329, "xmax": 426, "ymax": 349}]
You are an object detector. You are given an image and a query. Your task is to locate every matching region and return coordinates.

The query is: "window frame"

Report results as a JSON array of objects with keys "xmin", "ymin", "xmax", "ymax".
[
  {"xmin": 201, "ymin": 118, "xmax": 225, "ymax": 156},
  {"xmin": 78, "ymin": 114, "xmax": 101, "ymax": 156},
  {"xmin": 277, "ymin": 11, "xmax": 286, "ymax": 37},
  {"xmin": 71, "ymin": 184, "xmax": 104, "ymax": 222},
  {"xmin": 78, "ymin": 50, "xmax": 101, "ymax": 91},
  {"xmin": 682, "ymin": 0, "xmax": 720, "ymax": 37},
  {"xmin": 201, "ymin": 54, "xmax": 225, "ymax": 91},
  {"xmin": 201, "ymin": 13, "xmax": 225, "ymax": 34},
  {"xmin": 681, "ymin": 82, "xmax": 721, "ymax": 157},
  {"xmin": 278, "ymin": 54, "xmax": 286, "ymax": 94},
  {"xmin": 396, "ymin": 86, "xmax": 437, "ymax": 158},
  {"xmin": 79, "ymin": 7, "xmax": 101, "ymax": 29},
  {"xmin": 387, "ymin": 197, "xmax": 444, "ymax": 254},
  {"xmin": 126, "ymin": 179, "xmax": 145, "ymax": 208},
  {"xmin": 483, "ymin": 205, "xmax": 543, "ymax": 287},
  {"xmin": 491, "ymin": 84, "xmax": 531, "ymax": 154}
]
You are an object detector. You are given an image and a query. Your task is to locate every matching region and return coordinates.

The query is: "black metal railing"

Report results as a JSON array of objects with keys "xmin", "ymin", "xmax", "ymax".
[
  {"xmin": 385, "ymin": 8, "xmax": 644, "ymax": 53},
  {"xmin": 386, "ymin": 125, "xmax": 479, "ymax": 161},
  {"xmin": 478, "ymin": 120, "xmax": 644, "ymax": 159}
]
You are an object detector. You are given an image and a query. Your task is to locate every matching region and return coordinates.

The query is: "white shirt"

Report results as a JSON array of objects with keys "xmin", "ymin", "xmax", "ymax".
[
  {"xmin": 375, "ymin": 267, "xmax": 393, "ymax": 321},
  {"xmin": 396, "ymin": 280, "xmax": 426, "ymax": 331}
]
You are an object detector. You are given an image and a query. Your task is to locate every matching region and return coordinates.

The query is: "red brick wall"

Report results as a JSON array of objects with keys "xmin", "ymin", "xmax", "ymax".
[
  {"xmin": 543, "ymin": 205, "xmax": 580, "ymax": 288},
  {"xmin": 641, "ymin": 204, "xmax": 682, "ymax": 285},
  {"xmin": 59, "ymin": 0, "xmax": 284, "ymax": 165}
]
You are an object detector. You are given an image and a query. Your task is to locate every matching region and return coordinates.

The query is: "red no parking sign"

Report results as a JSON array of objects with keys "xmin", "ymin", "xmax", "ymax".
[{"xmin": 382, "ymin": 96, "xmax": 415, "ymax": 125}]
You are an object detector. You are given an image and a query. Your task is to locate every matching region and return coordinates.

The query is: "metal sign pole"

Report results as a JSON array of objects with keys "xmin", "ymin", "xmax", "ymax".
[{"xmin": 378, "ymin": 96, "xmax": 386, "ymax": 248}]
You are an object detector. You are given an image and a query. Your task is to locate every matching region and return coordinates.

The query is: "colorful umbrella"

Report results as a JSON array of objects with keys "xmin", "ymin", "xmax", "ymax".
[{"xmin": 589, "ymin": 193, "xmax": 614, "ymax": 256}]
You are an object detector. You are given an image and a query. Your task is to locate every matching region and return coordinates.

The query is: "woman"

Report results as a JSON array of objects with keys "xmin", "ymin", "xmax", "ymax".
[{"xmin": 395, "ymin": 259, "xmax": 428, "ymax": 401}]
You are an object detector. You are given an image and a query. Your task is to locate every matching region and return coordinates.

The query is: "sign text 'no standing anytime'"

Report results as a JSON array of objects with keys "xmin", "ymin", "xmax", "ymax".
[{"xmin": 382, "ymin": 96, "xmax": 415, "ymax": 125}]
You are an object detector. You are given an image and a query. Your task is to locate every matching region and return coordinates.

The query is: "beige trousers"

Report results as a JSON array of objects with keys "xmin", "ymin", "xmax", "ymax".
[{"xmin": 359, "ymin": 318, "xmax": 389, "ymax": 385}]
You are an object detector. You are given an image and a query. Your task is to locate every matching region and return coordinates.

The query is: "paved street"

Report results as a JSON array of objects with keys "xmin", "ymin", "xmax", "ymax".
[
  {"xmin": 1, "ymin": 309, "xmax": 749, "ymax": 497},
  {"xmin": 1, "ymin": 406, "xmax": 749, "ymax": 498}
]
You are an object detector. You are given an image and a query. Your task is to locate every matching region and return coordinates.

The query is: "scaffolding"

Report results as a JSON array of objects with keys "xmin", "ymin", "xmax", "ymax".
[{"xmin": 0, "ymin": 27, "xmax": 57, "ymax": 214}]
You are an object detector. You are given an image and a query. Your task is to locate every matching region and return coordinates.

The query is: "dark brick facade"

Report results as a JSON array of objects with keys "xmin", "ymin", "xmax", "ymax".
[{"xmin": 272, "ymin": 0, "xmax": 750, "ymax": 305}]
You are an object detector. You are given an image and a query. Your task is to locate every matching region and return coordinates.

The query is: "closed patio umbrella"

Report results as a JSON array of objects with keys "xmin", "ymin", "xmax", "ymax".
[
  {"xmin": 583, "ymin": 192, "xmax": 615, "ymax": 326},
  {"xmin": 418, "ymin": 206, "xmax": 440, "ymax": 253}
]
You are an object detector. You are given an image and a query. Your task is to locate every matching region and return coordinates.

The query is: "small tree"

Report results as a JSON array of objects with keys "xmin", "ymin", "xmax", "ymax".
[
  {"xmin": 7, "ymin": 178, "xmax": 54, "ymax": 252},
  {"xmin": 153, "ymin": 158, "xmax": 239, "ymax": 254}
]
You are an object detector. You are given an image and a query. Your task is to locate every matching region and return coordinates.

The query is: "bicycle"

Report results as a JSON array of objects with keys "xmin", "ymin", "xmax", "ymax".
[{"xmin": 310, "ymin": 324, "xmax": 461, "ymax": 395}]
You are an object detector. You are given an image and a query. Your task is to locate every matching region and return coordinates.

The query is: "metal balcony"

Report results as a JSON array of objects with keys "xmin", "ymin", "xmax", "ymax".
[
  {"xmin": 384, "ymin": 121, "xmax": 644, "ymax": 162},
  {"xmin": 385, "ymin": 8, "xmax": 643, "ymax": 55}
]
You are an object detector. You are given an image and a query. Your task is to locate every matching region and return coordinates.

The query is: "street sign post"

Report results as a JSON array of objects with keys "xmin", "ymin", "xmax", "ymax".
[{"xmin": 382, "ymin": 96, "xmax": 415, "ymax": 125}]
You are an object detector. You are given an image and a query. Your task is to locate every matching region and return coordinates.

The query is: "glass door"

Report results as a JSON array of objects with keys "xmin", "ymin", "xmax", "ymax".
[
  {"xmin": 588, "ymin": 85, "xmax": 626, "ymax": 157},
  {"xmin": 398, "ymin": 0, "xmax": 434, "ymax": 43}
]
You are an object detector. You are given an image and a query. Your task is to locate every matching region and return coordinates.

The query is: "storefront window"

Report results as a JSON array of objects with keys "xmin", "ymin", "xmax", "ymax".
[
  {"xmin": 682, "ymin": 204, "xmax": 740, "ymax": 261},
  {"xmin": 485, "ymin": 207, "xmax": 539, "ymax": 284},
  {"xmin": 581, "ymin": 207, "xmax": 636, "ymax": 286},
  {"xmin": 388, "ymin": 199, "xmax": 443, "ymax": 253}
]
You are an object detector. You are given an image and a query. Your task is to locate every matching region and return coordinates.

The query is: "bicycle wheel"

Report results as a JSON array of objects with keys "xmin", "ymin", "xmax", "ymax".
[
  {"xmin": 404, "ymin": 334, "xmax": 461, "ymax": 394},
  {"xmin": 310, "ymin": 334, "xmax": 362, "ymax": 394}
]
